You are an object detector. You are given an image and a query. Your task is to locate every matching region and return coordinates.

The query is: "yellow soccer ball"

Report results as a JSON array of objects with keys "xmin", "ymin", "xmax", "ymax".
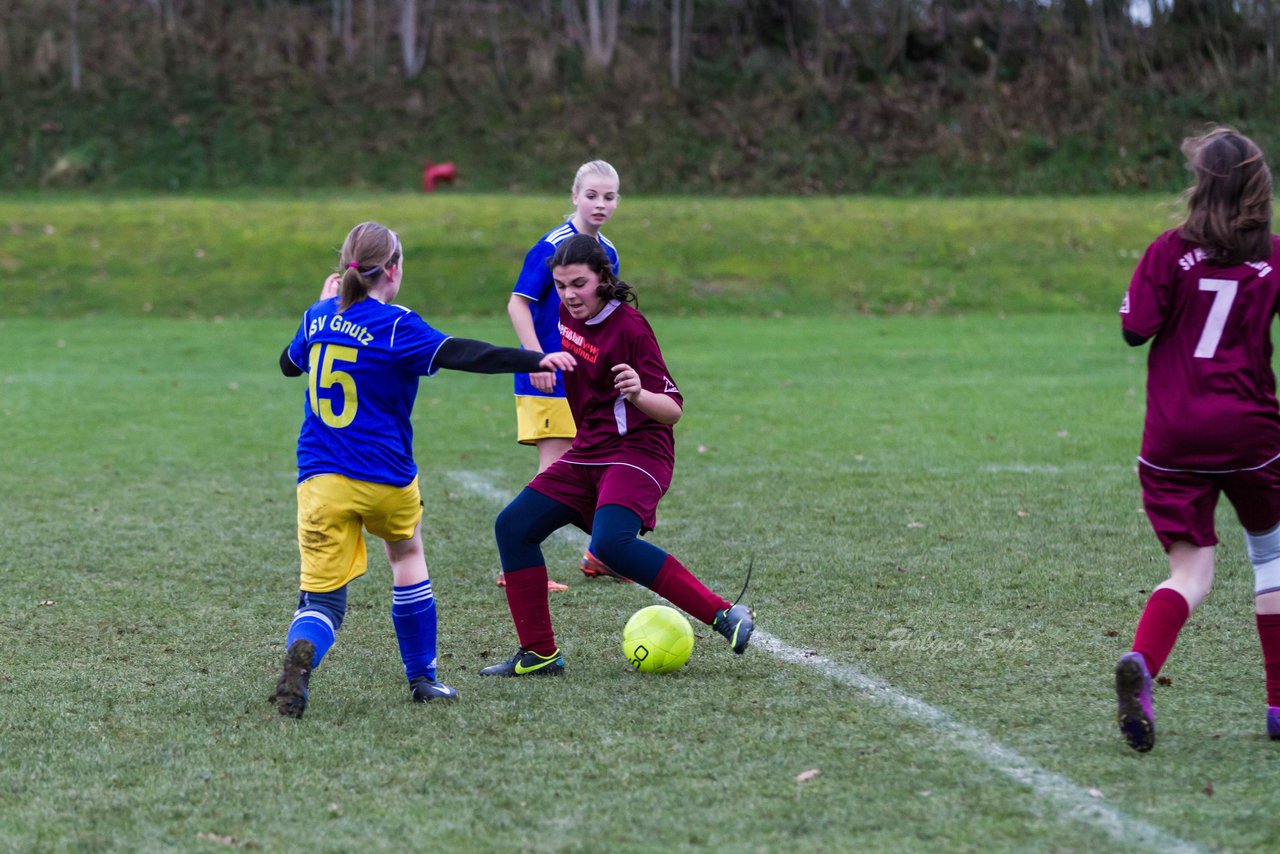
[{"xmin": 622, "ymin": 605, "xmax": 694, "ymax": 673}]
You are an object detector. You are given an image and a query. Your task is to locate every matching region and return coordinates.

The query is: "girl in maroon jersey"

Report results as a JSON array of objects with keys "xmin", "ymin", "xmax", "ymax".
[
  {"xmin": 481, "ymin": 234, "xmax": 753, "ymax": 676},
  {"xmin": 498, "ymin": 159, "xmax": 624, "ymax": 591},
  {"xmin": 1116, "ymin": 127, "xmax": 1280, "ymax": 751}
]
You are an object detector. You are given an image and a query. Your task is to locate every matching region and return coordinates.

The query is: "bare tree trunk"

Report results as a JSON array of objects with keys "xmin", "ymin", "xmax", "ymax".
[
  {"xmin": 564, "ymin": 0, "xmax": 585, "ymax": 49},
  {"xmin": 809, "ymin": 0, "xmax": 828, "ymax": 88},
  {"xmin": 587, "ymin": 0, "xmax": 618, "ymax": 66},
  {"xmin": 366, "ymin": 0, "xmax": 378, "ymax": 75},
  {"xmin": 147, "ymin": 0, "xmax": 177, "ymax": 35},
  {"xmin": 564, "ymin": 0, "xmax": 619, "ymax": 67},
  {"xmin": 331, "ymin": 0, "xmax": 355, "ymax": 61},
  {"xmin": 1090, "ymin": 0, "xmax": 1114, "ymax": 76},
  {"xmin": 486, "ymin": 1, "xmax": 509, "ymax": 87},
  {"xmin": 67, "ymin": 0, "xmax": 81, "ymax": 92},
  {"xmin": 399, "ymin": 0, "xmax": 424, "ymax": 77},
  {"xmin": 882, "ymin": 0, "xmax": 910, "ymax": 73},
  {"xmin": 341, "ymin": 0, "xmax": 355, "ymax": 63},
  {"xmin": 670, "ymin": 0, "xmax": 693, "ymax": 88},
  {"xmin": 1265, "ymin": 0, "xmax": 1279, "ymax": 81}
]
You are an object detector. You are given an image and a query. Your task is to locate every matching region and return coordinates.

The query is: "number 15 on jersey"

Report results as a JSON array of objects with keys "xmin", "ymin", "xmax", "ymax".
[{"xmin": 308, "ymin": 343, "xmax": 360, "ymax": 428}]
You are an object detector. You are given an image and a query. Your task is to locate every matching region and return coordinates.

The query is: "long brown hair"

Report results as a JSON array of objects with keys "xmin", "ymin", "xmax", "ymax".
[
  {"xmin": 549, "ymin": 233, "xmax": 636, "ymax": 306},
  {"xmin": 1179, "ymin": 127, "xmax": 1273, "ymax": 266},
  {"xmin": 337, "ymin": 222, "xmax": 401, "ymax": 311}
]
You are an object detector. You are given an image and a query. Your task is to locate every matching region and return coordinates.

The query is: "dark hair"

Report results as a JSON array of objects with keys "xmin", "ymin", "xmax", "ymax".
[
  {"xmin": 337, "ymin": 221, "xmax": 402, "ymax": 312},
  {"xmin": 1179, "ymin": 127, "xmax": 1273, "ymax": 266},
  {"xmin": 549, "ymin": 233, "xmax": 637, "ymax": 306}
]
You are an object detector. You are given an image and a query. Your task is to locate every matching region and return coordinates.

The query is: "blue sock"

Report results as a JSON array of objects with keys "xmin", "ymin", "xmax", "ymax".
[
  {"xmin": 286, "ymin": 587, "xmax": 348, "ymax": 669},
  {"xmin": 392, "ymin": 579, "xmax": 438, "ymax": 682}
]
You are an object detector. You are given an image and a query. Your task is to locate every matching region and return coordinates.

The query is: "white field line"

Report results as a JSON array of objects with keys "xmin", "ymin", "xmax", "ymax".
[
  {"xmin": 446, "ymin": 470, "xmax": 1202, "ymax": 854},
  {"xmin": 755, "ymin": 636, "xmax": 1200, "ymax": 853}
]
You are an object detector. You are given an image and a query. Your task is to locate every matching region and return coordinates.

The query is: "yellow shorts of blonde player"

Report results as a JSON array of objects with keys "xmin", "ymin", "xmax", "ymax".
[
  {"xmin": 295, "ymin": 474, "xmax": 423, "ymax": 593},
  {"xmin": 515, "ymin": 395, "xmax": 576, "ymax": 445}
]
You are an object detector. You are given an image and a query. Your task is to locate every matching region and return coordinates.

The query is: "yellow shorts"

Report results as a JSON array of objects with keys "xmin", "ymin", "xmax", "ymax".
[
  {"xmin": 296, "ymin": 474, "xmax": 423, "ymax": 592},
  {"xmin": 515, "ymin": 395, "xmax": 576, "ymax": 445}
]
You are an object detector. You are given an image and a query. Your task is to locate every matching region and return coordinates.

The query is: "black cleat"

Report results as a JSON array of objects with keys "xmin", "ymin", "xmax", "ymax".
[
  {"xmin": 409, "ymin": 676, "xmax": 459, "ymax": 702},
  {"xmin": 272, "ymin": 639, "xmax": 315, "ymax": 719},
  {"xmin": 713, "ymin": 604, "xmax": 755, "ymax": 654},
  {"xmin": 1115, "ymin": 651, "xmax": 1155, "ymax": 753},
  {"xmin": 478, "ymin": 647, "xmax": 565, "ymax": 677}
]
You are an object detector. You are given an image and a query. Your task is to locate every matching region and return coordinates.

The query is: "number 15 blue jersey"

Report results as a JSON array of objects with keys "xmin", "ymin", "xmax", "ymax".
[{"xmin": 286, "ymin": 297, "xmax": 451, "ymax": 487}]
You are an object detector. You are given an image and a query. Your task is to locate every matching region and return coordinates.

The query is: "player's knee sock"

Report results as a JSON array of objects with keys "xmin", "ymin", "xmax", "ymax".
[
  {"xmin": 1256, "ymin": 614, "xmax": 1280, "ymax": 707},
  {"xmin": 587, "ymin": 506, "xmax": 726, "ymax": 623},
  {"xmin": 651, "ymin": 554, "xmax": 730, "ymax": 626},
  {"xmin": 588, "ymin": 504, "xmax": 666, "ymax": 586},
  {"xmin": 492, "ymin": 488, "xmax": 574, "ymax": 657},
  {"xmin": 287, "ymin": 587, "xmax": 348, "ymax": 668},
  {"xmin": 392, "ymin": 579, "xmax": 438, "ymax": 682},
  {"xmin": 1246, "ymin": 523, "xmax": 1280, "ymax": 595},
  {"xmin": 501, "ymin": 566, "xmax": 557, "ymax": 656},
  {"xmin": 1131, "ymin": 587, "xmax": 1190, "ymax": 677}
]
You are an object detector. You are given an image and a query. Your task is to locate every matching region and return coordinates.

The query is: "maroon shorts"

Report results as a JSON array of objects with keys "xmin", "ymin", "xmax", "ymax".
[
  {"xmin": 527, "ymin": 460, "xmax": 668, "ymax": 534},
  {"xmin": 1139, "ymin": 457, "xmax": 1280, "ymax": 549}
]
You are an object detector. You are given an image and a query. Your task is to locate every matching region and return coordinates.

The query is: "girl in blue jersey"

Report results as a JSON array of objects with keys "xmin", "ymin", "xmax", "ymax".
[
  {"xmin": 270, "ymin": 221, "xmax": 576, "ymax": 719},
  {"xmin": 501, "ymin": 159, "xmax": 622, "ymax": 588}
]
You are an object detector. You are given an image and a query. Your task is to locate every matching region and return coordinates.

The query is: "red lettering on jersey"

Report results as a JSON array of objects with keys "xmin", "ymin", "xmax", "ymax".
[{"xmin": 560, "ymin": 323, "xmax": 600, "ymax": 363}]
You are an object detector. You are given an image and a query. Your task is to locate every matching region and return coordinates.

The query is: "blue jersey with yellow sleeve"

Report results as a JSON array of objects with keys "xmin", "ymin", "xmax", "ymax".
[
  {"xmin": 511, "ymin": 222, "xmax": 619, "ymax": 398},
  {"xmin": 286, "ymin": 296, "xmax": 450, "ymax": 487}
]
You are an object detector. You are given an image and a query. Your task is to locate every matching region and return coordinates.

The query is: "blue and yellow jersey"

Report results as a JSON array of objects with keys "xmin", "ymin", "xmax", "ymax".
[
  {"xmin": 286, "ymin": 297, "xmax": 450, "ymax": 487},
  {"xmin": 512, "ymin": 222, "xmax": 619, "ymax": 398}
]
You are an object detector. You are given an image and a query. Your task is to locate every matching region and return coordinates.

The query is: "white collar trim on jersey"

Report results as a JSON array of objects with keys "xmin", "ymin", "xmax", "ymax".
[{"xmin": 586, "ymin": 300, "xmax": 622, "ymax": 325}]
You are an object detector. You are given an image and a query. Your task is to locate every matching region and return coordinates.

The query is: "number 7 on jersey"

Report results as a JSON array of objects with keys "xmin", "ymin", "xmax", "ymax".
[{"xmin": 1194, "ymin": 278, "xmax": 1238, "ymax": 359}]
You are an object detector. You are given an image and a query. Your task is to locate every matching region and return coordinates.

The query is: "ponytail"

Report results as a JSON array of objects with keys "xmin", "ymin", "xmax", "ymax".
[
  {"xmin": 335, "ymin": 222, "xmax": 402, "ymax": 312},
  {"xmin": 338, "ymin": 266, "xmax": 370, "ymax": 312}
]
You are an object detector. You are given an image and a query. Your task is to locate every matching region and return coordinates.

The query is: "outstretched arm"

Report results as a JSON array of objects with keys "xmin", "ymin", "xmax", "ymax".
[{"xmin": 436, "ymin": 338, "xmax": 576, "ymax": 375}]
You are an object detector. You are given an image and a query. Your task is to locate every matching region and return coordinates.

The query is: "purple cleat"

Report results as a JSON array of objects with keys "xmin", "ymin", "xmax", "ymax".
[
  {"xmin": 1268, "ymin": 707, "xmax": 1280, "ymax": 740},
  {"xmin": 1115, "ymin": 651, "xmax": 1156, "ymax": 753}
]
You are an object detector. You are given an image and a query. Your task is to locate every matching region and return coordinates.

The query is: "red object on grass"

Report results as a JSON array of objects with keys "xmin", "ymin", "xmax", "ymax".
[{"xmin": 422, "ymin": 161, "xmax": 458, "ymax": 191}]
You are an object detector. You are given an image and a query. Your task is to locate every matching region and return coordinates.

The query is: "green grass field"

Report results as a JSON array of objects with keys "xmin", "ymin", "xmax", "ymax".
[
  {"xmin": 2, "ymin": 307, "xmax": 1278, "ymax": 852},
  {"xmin": 3, "ymin": 194, "xmax": 1278, "ymax": 852},
  {"xmin": 1, "ymin": 193, "xmax": 1178, "ymax": 318}
]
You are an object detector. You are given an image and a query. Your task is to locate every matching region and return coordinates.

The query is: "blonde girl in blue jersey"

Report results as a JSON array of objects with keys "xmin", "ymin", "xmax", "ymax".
[
  {"xmin": 501, "ymin": 159, "xmax": 622, "ymax": 588},
  {"xmin": 270, "ymin": 221, "xmax": 575, "ymax": 718}
]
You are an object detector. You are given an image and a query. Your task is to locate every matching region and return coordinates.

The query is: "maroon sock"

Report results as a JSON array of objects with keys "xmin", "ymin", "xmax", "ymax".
[
  {"xmin": 1256, "ymin": 613, "xmax": 1280, "ymax": 707},
  {"xmin": 650, "ymin": 554, "xmax": 730, "ymax": 625},
  {"xmin": 1131, "ymin": 587, "xmax": 1191, "ymax": 677},
  {"xmin": 502, "ymin": 566, "xmax": 557, "ymax": 656}
]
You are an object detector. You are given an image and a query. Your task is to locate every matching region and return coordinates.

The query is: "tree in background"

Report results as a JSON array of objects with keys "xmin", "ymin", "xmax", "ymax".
[
  {"xmin": 6, "ymin": 0, "xmax": 1280, "ymax": 192},
  {"xmin": 565, "ymin": 0, "xmax": 620, "ymax": 68}
]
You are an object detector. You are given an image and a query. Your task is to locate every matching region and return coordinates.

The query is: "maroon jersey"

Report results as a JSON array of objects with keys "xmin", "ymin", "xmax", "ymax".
[
  {"xmin": 1122, "ymin": 229, "xmax": 1280, "ymax": 471},
  {"xmin": 557, "ymin": 300, "xmax": 683, "ymax": 487}
]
